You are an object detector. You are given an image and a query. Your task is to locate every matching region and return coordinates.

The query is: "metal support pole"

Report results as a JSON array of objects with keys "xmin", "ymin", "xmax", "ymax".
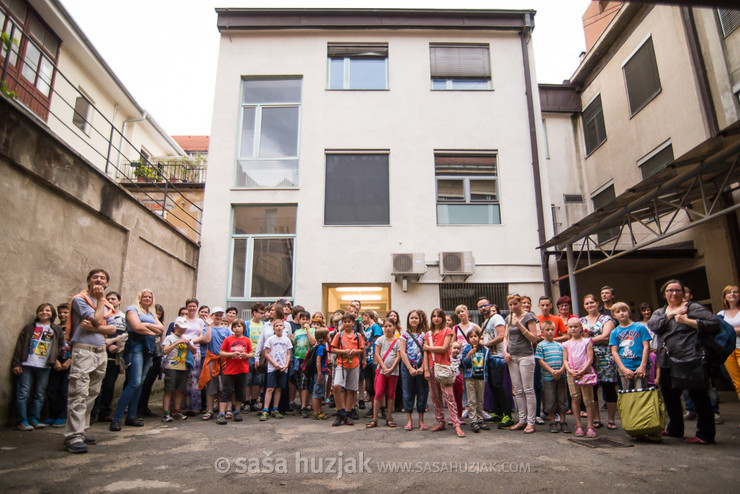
[
  {"xmin": 162, "ymin": 176, "xmax": 168, "ymax": 218},
  {"xmin": 104, "ymin": 124, "xmax": 115, "ymax": 175},
  {"xmin": 566, "ymin": 244, "xmax": 579, "ymax": 317}
]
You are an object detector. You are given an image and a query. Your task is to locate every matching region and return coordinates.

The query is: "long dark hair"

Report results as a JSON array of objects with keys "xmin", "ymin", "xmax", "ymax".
[
  {"xmin": 36, "ymin": 303, "xmax": 57, "ymax": 323},
  {"xmin": 430, "ymin": 308, "xmax": 447, "ymax": 331}
]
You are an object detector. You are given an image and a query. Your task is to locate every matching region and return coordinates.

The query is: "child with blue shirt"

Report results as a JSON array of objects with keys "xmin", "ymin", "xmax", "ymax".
[
  {"xmin": 461, "ymin": 328, "xmax": 490, "ymax": 433},
  {"xmin": 311, "ymin": 328, "xmax": 330, "ymax": 420},
  {"xmin": 199, "ymin": 307, "xmax": 233, "ymax": 421},
  {"xmin": 535, "ymin": 320, "xmax": 570, "ymax": 433},
  {"xmin": 609, "ymin": 302, "xmax": 651, "ymax": 390}
]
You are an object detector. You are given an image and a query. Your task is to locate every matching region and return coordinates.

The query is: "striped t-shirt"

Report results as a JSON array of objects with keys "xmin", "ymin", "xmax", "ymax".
[{"xmin": 535, "ymin": 340, "xmax": 565, "ymax": 381}]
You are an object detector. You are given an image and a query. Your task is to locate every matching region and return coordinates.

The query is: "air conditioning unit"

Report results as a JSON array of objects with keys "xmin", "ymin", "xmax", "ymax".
[
  {"xmin": 439, "ymin": 251, "xmax": 475, "ymax": 277},
  {"xmin": 392, "ymin": 253, "xmax": 426, "ymax": 275}
]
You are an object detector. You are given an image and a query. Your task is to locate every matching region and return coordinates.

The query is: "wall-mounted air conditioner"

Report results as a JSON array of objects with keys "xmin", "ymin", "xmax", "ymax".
[
  {"xmin": 392, "ymin": 253, "xmax": 426, "ymax": 275},
  {"xmin": 439, "ymin": 251, "xmax": 475, "ymax": 279}
]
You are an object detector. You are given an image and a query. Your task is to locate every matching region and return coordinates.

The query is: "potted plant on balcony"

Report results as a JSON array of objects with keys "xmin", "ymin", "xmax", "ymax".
[{"xmin": 132, "ymin": 160, "xmax": 156, "ymax": 182}]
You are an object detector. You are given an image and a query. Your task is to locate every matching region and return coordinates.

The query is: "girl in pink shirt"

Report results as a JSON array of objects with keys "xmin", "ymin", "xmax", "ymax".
[{"xmin": 563, "ymin": 318, "xmax": 596, "ymax": 438}]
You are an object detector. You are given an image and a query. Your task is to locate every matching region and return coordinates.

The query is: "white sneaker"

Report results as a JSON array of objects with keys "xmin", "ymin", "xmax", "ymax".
[
  {"xmin": 535, "ymin": 416, "xmax": 546, "ymax": 425},
  {"xmin": 481, "ymin": 411, "xmax": 492, "ymax": 421},
  {"xmin": 715, "ymin": 413, "xmax": 724, "ymax": 425},
  {"xmin": 462, "ymin": 409, "xmax": 469, "ymax": 419},
  {"xmin": 554, "ymin": 413, "xmax": 561, "ymax": 422}
]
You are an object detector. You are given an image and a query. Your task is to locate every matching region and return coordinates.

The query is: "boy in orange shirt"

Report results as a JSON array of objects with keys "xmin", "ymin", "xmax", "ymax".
[{"xmin": 331, "ymin": 314, "xmax": 365, "ymax": 426}]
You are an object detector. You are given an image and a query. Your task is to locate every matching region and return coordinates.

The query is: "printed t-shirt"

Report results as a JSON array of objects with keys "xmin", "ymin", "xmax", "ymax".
[
  {"xmin": 403, "ymin": 332, "xmax": 424, "ymax": 368},
  {"xmin": 264, "ymin": 334, "xmax": 292, "ymax": 372},
  {"xmin": 365, "ymin": 323, "xmax": 383, "ymax": 364},
  {"xmin": 463, "ymin": 344, "xmax": 486, "ymax": 380},
  {"xmin": 246, "ymin": 320, "xmax": 263, "ymax": 362},
  {"xmin": 426, "ymin": 327, "xmax": 453, "ymax": 367},
  {"xmin": 375, "ymin": 335, "xmax": 400, "ymax": 376},
  {"xmin": 536, "ymin": 314, "xmax": 567, "ymax": 338},
  {"xmin": 482, "ymin": 314, "xmax": 506, "ymax": 358},
  {"xmin": 220, "ymin": 335, "xmax": 252, "ymax": 375},
  {"xmin": 535, "ymin": 340, "xmax": 565, "ymax": 381},
  {"xmin": 25, "ymin": 324, "xmax": 55, "ymax": 368},
  {"xmin": 608, "ymin": 322, "xmax": 651, "ymax": 371},
  {"xmin": 163, "ymin": 334, "xmax": 189, "ymax": 370},
  {"xmin": 292, "ymin": 327, "xmax": 315, "ymax": 360},
  {"xmin": 331, "ymin": 331, "xmax": 365, "ymax": 369}
]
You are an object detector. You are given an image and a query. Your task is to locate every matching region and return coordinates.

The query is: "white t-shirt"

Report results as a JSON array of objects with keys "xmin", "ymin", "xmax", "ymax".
[
  {"xmin": 264, "ymin": 334, "xmax": 293, "ymax": 372},
  {"xmin": 183, "ymin": 317, "xmax": 205, "ymax": 353},
  {"xmin": 25, "ymin": 324, "xmax": 55, "ymax": 368},
  {"xmin": 375, "ymin": 335, "xmax": 401, "ymax": 376},
  {"xmin": 482, "ymin": 314, "xmax": 507, "ymax": 358},
  {"xmin": 163, "ymin": 334, "xmax": 189, "ymax": 370}
]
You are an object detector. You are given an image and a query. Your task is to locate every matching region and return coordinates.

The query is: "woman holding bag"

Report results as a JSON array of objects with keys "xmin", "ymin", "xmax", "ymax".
[{"xmin": 648, "ymin": 279, "xmax": 719, "ymax": 444}]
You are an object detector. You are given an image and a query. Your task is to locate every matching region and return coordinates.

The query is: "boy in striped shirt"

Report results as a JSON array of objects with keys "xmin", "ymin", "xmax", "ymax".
[{"xmin": 535, "ymin": 320, "xmax": 570, "ymax": 433}]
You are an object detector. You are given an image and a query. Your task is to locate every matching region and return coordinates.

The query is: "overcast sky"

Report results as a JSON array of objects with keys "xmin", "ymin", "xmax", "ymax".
[{"xmin": 59, "ymin": 0, "xmax": 592, "ymax": 136}]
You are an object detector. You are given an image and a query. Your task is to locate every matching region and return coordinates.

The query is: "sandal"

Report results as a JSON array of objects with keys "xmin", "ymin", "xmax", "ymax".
[
  {"xmin": 587, "ymin": 427, "xmax": 597, "ymax": 438},
  {"xmin": 607, "ymin": 422, "xmax": 617, "ymax": 430},
  {"xmin": 366, "ymin": 420, "xmax": 378, "ymax": 428},
  {"xmin": 524, "ymin": 426, "xmax": 536, "ymax": 434},
  {"xmin": 419, "ymin": 424, "xmax": 429, "ymax": 431},
  {"xmin": 386, "ymin": 419, "xmax": 397, "ymax": 428},
  {"xmin": 225, "ymin": 410, "xmax": 233, "ymax": 419},
  {"xmin": 403, "ymin": 424, "xmax": 413, "ymax": 431},
  {"xmin": 431, "ymin": 423, "xmax": 446, "ymax": 432},
  {"xmin": 580, "ymin": 411, "xmax": 588, "ymax": 418},
  {"xmin": 509, "ymin": 422, "xmax": 526, "ymax": 431},
  {"xmin": 575, "ymin": 425, "xmax": 585, "ymax": 437},
  {"xmin": 455, "ymin": 426, "xmax": 466, "ymax": 438},
  {"xmin": 202, "ymin": 412, "xmax": 213, "ymax": 421},
  {"xmin": 592, "ymin": 421, "xmax": 603, "ymax": 428}
]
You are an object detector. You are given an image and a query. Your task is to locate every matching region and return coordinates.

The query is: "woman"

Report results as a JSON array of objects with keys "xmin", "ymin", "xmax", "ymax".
[
  {"xmin": 639, "ymin": 302, "xmax": 653, "ymax": 324},
  {"xmin": 110, "ymin": 289, "xmax": 164, "ymax": 431},
  {"xmin": 503, "ymin": 294, "xmax": 539, "ymax": 433},
  {"xmin": 182, "ymin": 299, "xmax": 206, "ymax": 414},
  {"xmin": 399, "ymin": 310, "xmax": 429, "ymax": 430},
  {"xmin": 719, "ymin": 284, "xmax": 740, "ymax": 429},
  {"xmin": 580, "ymin": 294, "xmax": 617, "ymax": 429},
  {"xmin": 137, "ymin": 304, "xmax": 166, "ymax": 417},
  {"xmin": 557, "ymin": 296, "xmax": 577, "ymax": 324},
  {"xmin": 649, "ymin": 279, "xmax": 719, "ymax": 444},
  {"xmin": 454, "ymin": 305, "xmax": 480, "ymax": 344}
]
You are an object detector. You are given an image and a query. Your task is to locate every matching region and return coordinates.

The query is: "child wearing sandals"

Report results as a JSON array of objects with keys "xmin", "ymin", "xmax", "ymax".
[
  {"xmin": 367, "ymin": 319, "xmax": 401, "ymax": 428},
  {"xmin": 424, "ymin": 308, "xmax": 465, "ymax": 438},
  {"xmin": 400, "ymin": 310, "xmax": 429, "ymax": 431},
  {"xmin": 563, "ymin": 318, "xmax": 597, "ymax": 438}
]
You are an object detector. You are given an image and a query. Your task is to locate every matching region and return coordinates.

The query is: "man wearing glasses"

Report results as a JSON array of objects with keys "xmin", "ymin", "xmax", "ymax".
[{"xmin": 477, "ymin": 297, "xmax": 514, "ymax": 429}]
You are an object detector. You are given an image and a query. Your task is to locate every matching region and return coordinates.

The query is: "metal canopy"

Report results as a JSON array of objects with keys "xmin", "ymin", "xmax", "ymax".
[{"xmin": 540, "ymin": 121, "xmax": 740, "ymax": 279}]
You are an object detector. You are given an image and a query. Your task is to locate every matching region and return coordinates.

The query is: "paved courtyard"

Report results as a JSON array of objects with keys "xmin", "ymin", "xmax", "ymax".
[{"xmin": 1, "ymin": 391, "xmax": 739, "ymax": 493}]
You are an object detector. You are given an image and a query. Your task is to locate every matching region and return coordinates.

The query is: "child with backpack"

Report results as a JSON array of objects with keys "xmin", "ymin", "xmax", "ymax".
[
  {"xmin": 292, "ymin": 310, "xmax": 316, "ymax": 418},
  {"xmin": 367, "ymin": 319, "xmax": 401, "ymax": 428},
  {"xmin": 331, "ymin": 314, "xmax": 365, "ymax": 426},
  {"xmin": 308, "ymin": 328, "xmax": 330, "ymax": 420},
  {"xmin": 461, "ymin": 328, "xmax": 489, "ymax": 432}
]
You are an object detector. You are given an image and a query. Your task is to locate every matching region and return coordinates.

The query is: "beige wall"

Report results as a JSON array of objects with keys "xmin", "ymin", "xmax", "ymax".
[
  {"xmin": 0, "ymin": 97, "xmax": 199, "ymax": 423},
  {"xmin": 125, "ymin": 185, "xmax": 204, "ymax": 243}
]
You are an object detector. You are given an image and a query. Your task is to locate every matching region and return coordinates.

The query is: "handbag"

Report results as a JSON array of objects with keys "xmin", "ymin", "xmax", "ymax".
[
  {"xmin": 668, "ymin": 355, "xmax": 706, "ymax": 390},
  {"xmin": 617, "ymin": 387, "xmax": 666, "ymax": 438},
  {"xmin": 427, "ymin": 331, "xmax": 456, "ymax": 385},
  {"xmin": 575, "ymin": 367, "xmax": 598, "ymax": 386}
]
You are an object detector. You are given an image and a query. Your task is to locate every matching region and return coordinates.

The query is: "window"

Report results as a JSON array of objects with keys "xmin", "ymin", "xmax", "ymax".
[
  {"xmin": 430, "ymin": 43, "xmax": 491, "ymax": 90},
  {"xmin": 229, "ymin": 205, "xmax": 296, "ymax": 301},
  {"xmin": 72, "ymin": 94, "xmax": 92, "ymax": 133},
  {"xmin": 623, "ymin": 37, "xmax": 661, "ymax": 115},
  {"xmin": 542, "ymin": 119, "xmax": 550, "ymax": 159},
  {"xmin": 639, "ymin": 142, "xmax": 674, "ymax": 179},
  {"xmin": 236, "ymin": 78, "xmax": 301, "ymax": 188},
  {"xmin": 324, "ymin": 153, "xmax": 389, "ymax": 226},
  {"xmin": 718, "ymin": 9, "xmax": 740, "ymax": 38},
  {"xmin": 327, "ymin": 43, "xmax": 388, "ymax": 90},
  {"xmin": 582, "ymin": 95, "xmax": 607, "ymax": 155},
  {"xmin": 592, "ymin": 184, "xmax": 619, "ymax": 243},
  {"xmin": 435, "ymin": 153, "xmax": 500, "ymax": 225}
]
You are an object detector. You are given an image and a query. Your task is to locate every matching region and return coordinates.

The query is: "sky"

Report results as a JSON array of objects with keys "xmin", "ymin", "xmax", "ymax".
[{"xmin": 59, "ymin": 0, "xmax": 592, "ymax": 136}]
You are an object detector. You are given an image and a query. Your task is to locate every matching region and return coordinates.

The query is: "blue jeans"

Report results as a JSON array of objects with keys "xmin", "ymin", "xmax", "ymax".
[
  {"xmin": 113, "ymin": 340, "xmax": 152, "ymax": 421},
  {"xmin": 683, "ymin": 388, "xmax": 719, "ymax": 414},
  {"xmin": 15, "ymin": 366, "xmax": 50, "ymax": 424},
  {"xmin": 401, "ymin": 365, "xmax": 428, "ymax": 413}
]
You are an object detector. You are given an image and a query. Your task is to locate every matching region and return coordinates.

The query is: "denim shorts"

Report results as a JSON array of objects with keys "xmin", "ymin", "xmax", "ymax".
[
  {"xmin": 266, "ymin": 370, "xmax": 288, "ymax": 390},
  {"xmin": 245, "ymin": 360, "xmax": 264, "ymax": 387},
  {"xmin": 312, "ymin": 375, "xmax": 326, "ymax": 399}
]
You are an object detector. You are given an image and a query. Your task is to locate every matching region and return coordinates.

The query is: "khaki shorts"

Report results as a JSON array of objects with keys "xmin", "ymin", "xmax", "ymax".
[{"xmin": 333, "ymin": 365, "xmax": 360, "ymax": 392}]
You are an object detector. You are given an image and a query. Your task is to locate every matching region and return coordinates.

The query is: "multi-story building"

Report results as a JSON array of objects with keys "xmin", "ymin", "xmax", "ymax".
[
  {"xmin": 198, "ymin": 8, "xmax": 556, "ymax": 318},
  {"xmin": 542, "ymin": 2, "xmax": 740, "ymax": 312}
]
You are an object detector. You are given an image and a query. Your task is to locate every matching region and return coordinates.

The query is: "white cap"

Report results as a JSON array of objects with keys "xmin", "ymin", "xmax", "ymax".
[
  {"xmin": 211, "ymin": 307, "xmax": 225, "ymax": 315},
  {"xmin": 174, "ymin": 316, "xmax": 188, "ymax": 328}
]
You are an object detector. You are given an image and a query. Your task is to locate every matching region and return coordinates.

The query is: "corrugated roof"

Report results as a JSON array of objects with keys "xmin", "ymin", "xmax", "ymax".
[{"xmin": 172, "ymin": 136, "xmax": 209, "ymax": 152}]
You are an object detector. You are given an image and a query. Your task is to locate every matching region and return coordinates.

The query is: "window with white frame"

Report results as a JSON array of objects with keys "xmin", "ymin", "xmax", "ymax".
[
  {"xmin": 583, "ymin": 94, "xmax": 607, "ymax": 155},
  {"xmin": 236, "ymin": 78, "xmax": 301, "ymax": 188},
  {"xmin": 324, "ymin": 153, "xmax": 390, "ymax": 226},
  {"xmin": 229, "ymin": 205, "xmax": 296, "ymax": 301},
  {"xmin": 72, "ymin": 93, "xmax": 92, "ymax": 133},
  {"xmin": 327, "ymin": 43, "xmax": 388, "ymax": 90},
  {"xmin": 430, "ymin": 43, "xmax": 491, "ymax": 90},
  {"xmin": 639, "ymin": 141, "xmax": 674, "ymax": 179},
  {"xmin": 436, "ymin": 153, "xmax": 500, "ymax": 225},
  {"xmin": 623, "ymin": 36, "xmax": 661, "ymax": 115}
]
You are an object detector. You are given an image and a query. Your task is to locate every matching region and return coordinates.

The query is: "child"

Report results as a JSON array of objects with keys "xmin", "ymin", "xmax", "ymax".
[
  {"xmin": 245, "ymin": 302, "xmax": 266, "ymax": 412},
  {"xmin": 424, "ymin": 308, "xmax": 465, "ymax": 438},
  {"xmin": 400, "ymin": 310, "xmax": 428, "ymax": 430},
  {"xmin": 261, "ymin": 319, "xmax": 292, "ymax": 420},
  {"xmin": 311, "ymin": 328, "xmax": 330, "ymax": 420},
  {"xmin": 45, "ymin": 303, "xmax": 72, "ymax": 427},
  {"xmin": 331, "ymin": 314, "xmax": 366, "ymax": 426},
  {"xmin": 450, "ymin": 341, "xmax": 465, "ymax": 426},
  {"xmin": 535, "ymin": 320, "xmax": 570, "ymax": 433},
  {"xmin": 367, "ymin": 319, "xmax": 401, "ymax": 428},
  {"xmin": 217, "ymin": 319, "xmax": 253, "ymax": 424},
  {"xmin": 361, "ymin": 310, "xmax": 383, "ymax": 415},
  {"xmin": 198, "ymin": 308, "xmax": 232, "ymax": 420},
  {"xmin": 162, "ymin": 316, "xmax": 198, "ymax": 422},
  {"xmin": 609, "ymin": 302, "xmax": 651, "ymax": 390},
  {"xmin": 292, "ymin": 310, "xmax": 316, "ymax": 418},
  {"xmin": 12, "ymin": 303, "xmax": 64, "ymax": 430},
  {"xmin": 563, "ymin": 319, "xmax": 597, "ymax": 438},
  {"xmin": 461, "ymin": 328, "xmax": 489, "ymax": 432}
]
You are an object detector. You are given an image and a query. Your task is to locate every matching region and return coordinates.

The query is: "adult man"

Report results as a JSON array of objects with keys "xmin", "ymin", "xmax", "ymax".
[
  {"xmin": 478, "ymin": 297, "xmax": 514, "ymax": 428},
  {"xmin": 598, "ymin": 286, "xmax": 615, "ymax": 316},
  {"xmin": 91, "ymin": 291, "xmax": 127, "ymax": 422},
  {"xmin": 64, "ymin": 269, "xmax": 116, "ymax": 454}
]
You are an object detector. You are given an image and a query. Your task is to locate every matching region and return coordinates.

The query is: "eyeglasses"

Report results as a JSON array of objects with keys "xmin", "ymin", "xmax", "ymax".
[
  {"xmin": 477, "ymin": 303, "xmax": 490, "ymax": 309},
  {"xmin": 665, "ymin": 289, "xmax": 683, "ymax": 293}
]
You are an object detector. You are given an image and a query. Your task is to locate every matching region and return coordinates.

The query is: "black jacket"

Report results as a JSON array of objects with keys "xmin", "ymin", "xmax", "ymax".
[
  {"xmin": 12, "ymin": 321, "xmax": 64, "ymax": 368},
  {"xmin": 648, "ymin": 302, "xmax": 719, "ymax": 368}
]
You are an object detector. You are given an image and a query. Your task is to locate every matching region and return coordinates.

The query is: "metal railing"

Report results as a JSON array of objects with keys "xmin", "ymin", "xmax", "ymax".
[{"xmin": 0, "ymin": 16, "xmax": 203, "ymax": 241}]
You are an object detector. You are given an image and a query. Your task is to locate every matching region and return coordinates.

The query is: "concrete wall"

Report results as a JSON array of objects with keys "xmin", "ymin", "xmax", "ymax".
[
  {"xmin": 124, "ymin": 184, "xmax": 204, "ymax": 243},
  {"xmin": 0, "ymin": 97, "xmax": 199, "ymax": 423},
  {"xmin": 198, "ymin": 28, "xmax": 550, "ymax": 316}
]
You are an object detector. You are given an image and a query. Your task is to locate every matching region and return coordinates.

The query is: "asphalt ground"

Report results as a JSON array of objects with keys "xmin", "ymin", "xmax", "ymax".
[{"xmin": 1, "ymin": 391, "xmax": 739, "ymax": 493}]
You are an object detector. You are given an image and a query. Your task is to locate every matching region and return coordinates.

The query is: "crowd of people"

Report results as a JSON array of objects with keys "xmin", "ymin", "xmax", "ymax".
[{"xmin": 11, "ymin": 268, "xmax": 740, "ymax": 453}]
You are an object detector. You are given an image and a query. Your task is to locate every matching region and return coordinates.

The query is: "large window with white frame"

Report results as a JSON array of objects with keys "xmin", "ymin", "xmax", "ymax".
[
  {"xmin": 327, "ymin": 43, "xmax": 388, "ymax": 90},
  {"xmin": 236, "ymin": 78, "xmax": 302, "ymax": 188},
  {"xmin": 623, "ymin": 36, "xmax": 661, "ymax": 116},
  {"xmin": 430, "ymin": 43, "xmax": 492, "ymax": 90},
  {"xmin": 435, "ymin": 153, "xmax": 500, "ymax": 225},
  {"xmin": 229, "ymin": 205, "xmax": 297, "ymax": 302}
]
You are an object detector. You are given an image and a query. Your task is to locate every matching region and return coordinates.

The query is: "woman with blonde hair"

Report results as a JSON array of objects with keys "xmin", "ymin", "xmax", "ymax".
[{"xmin": 719, "ymin": 284, "xmax": 740, "ymax": 429}]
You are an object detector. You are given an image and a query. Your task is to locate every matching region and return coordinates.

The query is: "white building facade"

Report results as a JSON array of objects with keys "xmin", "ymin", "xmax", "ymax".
[{"xmin": 198, "ymin": 9, "xmax": 555, "ymax": 318}]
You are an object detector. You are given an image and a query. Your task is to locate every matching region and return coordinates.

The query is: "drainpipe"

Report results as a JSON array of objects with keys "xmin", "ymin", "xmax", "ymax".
[
  {"xmin": 520, "ymin": 15, "xmax": 552, "ymax": 297},
  {"xmin": 116, "ymin": 112, "xmax": 147, "ymax": 177}
]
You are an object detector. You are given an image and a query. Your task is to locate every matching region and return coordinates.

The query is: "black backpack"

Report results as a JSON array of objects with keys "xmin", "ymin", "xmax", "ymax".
[{"xmin": 302, "ymin": 344, "xmax": 320, "ymax": 377}]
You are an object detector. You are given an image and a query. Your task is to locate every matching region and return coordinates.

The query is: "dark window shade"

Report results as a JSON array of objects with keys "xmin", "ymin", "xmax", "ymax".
[
  {"xmin": 719, "ymin": 8, "xmax": 740, "ymax": 37},
  {"xmin": 640, "ymin": 144, "xmax": 674, "ymax": 179},
  {"xmin": 592, "ymin": 185, "xmax": 619, "ymax": 243},
  {"xmin": 583, "ymin": 95, "xmax": 607, "ymax": 155},
  {"xmin": 324, "ymin": 154, "xmax": 390, "ymax": 225},
  {"xmin": 624, "ymin": 37, "xmax": 661, "ymax": 115},
  {"xmin": 430, "ymin": 44, "xmax": 491, "ymax": 78},
  {"xmin": 328, "ymin": 43, "xmax": 388, "ymax": 57}
]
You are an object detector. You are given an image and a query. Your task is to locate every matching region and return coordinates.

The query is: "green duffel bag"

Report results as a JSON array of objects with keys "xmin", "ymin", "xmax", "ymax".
[{"xmin": 617, "ymin": 387, "xmax": 666, "ymax": 438}]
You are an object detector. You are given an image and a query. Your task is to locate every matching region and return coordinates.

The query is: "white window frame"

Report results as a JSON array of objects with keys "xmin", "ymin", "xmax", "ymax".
[
  {"xmin": 327, "ymin": 43, "xmax": 389, "ymax": 90},
  {"xmin": 435, "ymin": 151, "xmax": 500, "ymax": 225}
]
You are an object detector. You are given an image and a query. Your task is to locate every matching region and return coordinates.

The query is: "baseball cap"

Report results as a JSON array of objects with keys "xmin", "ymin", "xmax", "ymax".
[
  {"xmin": 174, "ymin": 316, "xmax": 188, "ymax": 328},
  {"xmin": 211, "ymin": 307, "xmax": 225, "ymax": 315}
]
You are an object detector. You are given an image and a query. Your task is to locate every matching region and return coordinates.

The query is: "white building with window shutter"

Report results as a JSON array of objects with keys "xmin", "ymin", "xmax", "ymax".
[{"xmin": 197, "ymin": 8, "xmax": 556, "ymax": 318}]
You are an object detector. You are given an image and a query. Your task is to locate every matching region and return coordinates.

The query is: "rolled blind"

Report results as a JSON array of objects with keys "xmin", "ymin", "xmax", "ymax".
[
  {"xmin": 430, "ymin": 44, "xmax": 491, "ymax": 78},
  {"xmin": 327, "ymin": 43, "xmax": 388, "ymax": 58}
]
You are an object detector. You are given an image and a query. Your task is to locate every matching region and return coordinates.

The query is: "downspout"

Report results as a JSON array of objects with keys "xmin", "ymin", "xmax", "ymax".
[
  {"xmin": 520, "ymin": 15, "xmax": 552, "ymax": 297},
  {"xmin": 116, "ymin": 112, "xmax": 147, "ymax": 177}
]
